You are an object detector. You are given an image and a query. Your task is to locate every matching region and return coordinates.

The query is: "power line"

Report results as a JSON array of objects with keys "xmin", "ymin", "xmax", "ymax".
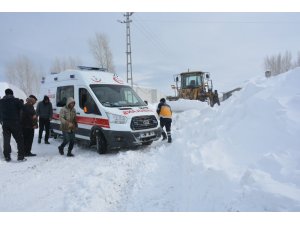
[
  {"xmin": 136, "ymin": 19, "xmax": 300, "ymax": 24},
  {"xmin": 133, "ymin": 14, "xmax": 171, "ymax": 58}
]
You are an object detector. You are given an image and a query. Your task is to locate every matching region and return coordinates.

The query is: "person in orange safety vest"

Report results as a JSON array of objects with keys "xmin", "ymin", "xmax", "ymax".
[{"xmin": 156, "ymin": 98, "xmax": 172, "ymax": 143}]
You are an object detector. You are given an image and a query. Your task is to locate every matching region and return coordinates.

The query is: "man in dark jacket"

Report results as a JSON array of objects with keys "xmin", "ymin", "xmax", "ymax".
[
  {"xmin": 156, "ymin": 98, "xmax": 173, "ymax": 143},
  {"xmin": 0, "ymin": 96, "xmax": 2, "ymax": 154},
  {"xmin": 21, "ymin": 95, "xmax": 38, "ymax": 157},
  {"xmin": 0, "ymin": 96, "xmax": 2, "ymax": 124},
  {"xmin": 0, "ymin": 89, "xmax": 26, "ymax": 162},
  {"xmin": 36, "ymin": 95, "xmax": 53, "ymax": 144}
]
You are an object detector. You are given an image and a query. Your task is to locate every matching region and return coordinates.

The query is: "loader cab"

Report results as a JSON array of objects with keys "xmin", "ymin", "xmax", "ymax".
[
  {"xmin": 172, "ymin": 70, "xmax": 219, "ymax": 107},
  {"xmin": 180, "ymin": 71, "xmax": 205, "ymax": 89}
]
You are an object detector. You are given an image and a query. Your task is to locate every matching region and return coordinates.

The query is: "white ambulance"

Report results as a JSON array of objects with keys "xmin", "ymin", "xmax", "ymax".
[{"xmin": 39, "ymin": 66, "xmax": 162, "ymax": 154}]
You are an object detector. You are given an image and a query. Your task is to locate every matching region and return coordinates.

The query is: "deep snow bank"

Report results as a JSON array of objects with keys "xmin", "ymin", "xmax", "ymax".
[{"xmin": 126, "ymin": 68, "xmax": 300, "ymax": 211}]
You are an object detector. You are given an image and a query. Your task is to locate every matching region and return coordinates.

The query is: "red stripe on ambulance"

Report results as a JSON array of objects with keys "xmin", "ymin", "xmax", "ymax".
[{"xmin": 52, "ymin": 113, "xmax": 110, "ymax": 128}]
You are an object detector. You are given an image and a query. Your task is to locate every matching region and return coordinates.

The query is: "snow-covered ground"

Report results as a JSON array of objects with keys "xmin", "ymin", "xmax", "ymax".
[{"xmin": 0, "ymin": 69, "xmax": 300, "ymax": 217}]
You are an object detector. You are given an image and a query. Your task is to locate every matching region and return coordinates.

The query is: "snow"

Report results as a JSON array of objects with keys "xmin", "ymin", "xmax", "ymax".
[{"xmin": 1, "ymin": 69, "xmax": 300, "ymax": 222}]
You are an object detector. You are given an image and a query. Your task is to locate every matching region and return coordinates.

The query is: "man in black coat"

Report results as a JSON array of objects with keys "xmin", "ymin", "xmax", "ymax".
[
  {"xmin": 0, "ymin": 96, "xmax": 2, "ymax": 124},
  {"xmin": 36, "ymin": 95, "xmax": 53, "ymax": 144},
  {"xmin": 0, "ymin": 96, "xmax": 2, "ymax": 154},
  {"xmin": 21, "ymin": 95, "xmax": 38, "ymax": 157},
  {"xmin": 0, "ymin": 88, "xmax": 26, "ymax": 162}
]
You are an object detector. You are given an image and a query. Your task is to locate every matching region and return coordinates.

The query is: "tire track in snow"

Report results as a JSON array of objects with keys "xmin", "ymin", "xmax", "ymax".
[{"xmin": 63, "ymin": 148, "xmax": 155, "ymax": 211}]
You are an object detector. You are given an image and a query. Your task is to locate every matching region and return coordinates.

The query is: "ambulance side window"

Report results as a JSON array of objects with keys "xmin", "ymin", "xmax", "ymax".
[
  {"xmin": 56, "ymin": 86, "xmax": 74, "ymax": 107},
  {"xmin": 79, "ymin": 88, "xmax": 101, "ymax": 115}
]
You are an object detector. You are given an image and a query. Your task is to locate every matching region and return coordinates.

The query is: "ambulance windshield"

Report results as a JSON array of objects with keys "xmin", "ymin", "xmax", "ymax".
[{"xmin": 90, "ymin": 84, "xmax": 147, "ymax": 107}]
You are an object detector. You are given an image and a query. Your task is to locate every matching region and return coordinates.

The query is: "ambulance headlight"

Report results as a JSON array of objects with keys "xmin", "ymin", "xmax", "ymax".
[{"xmin": 106, "ymin": 112, "xmax": 127, "ymax": 124}]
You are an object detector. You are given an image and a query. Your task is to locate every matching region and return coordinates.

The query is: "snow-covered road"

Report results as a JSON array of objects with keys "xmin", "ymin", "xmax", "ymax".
[{"xmin": 0, "ymin": 134, "xmax": 160, "ymax": 211}]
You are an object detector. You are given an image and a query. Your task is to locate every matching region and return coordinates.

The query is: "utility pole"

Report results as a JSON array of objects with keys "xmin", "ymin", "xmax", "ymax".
[{"xmin": 118, "ymin": 12, "xmax": 134, "ymax": 87}]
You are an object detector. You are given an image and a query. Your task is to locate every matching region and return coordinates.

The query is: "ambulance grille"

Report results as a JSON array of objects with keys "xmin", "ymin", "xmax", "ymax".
[{"xmin": 130, "ymin": 115, "xmax": 158, "ymax": 130}]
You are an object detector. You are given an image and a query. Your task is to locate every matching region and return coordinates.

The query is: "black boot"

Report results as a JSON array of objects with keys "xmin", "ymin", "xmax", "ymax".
[
  {"xmin": 17, "ymin": 156, "xmax": 27, "ymax": 162},
  {"xmin": 167, "ymin": 131, "xmax": 172, "ymax": 143},
  {"xmin": 67, "ymin": 152, "xmax": 74, "ymax": 157},
  {"xmin": 25, "ymin": 152, "xmax": 37, "ymax": 157},
  {"xmin": 168, "ymin": 136, "xmax": 172, "ymax": 143},
  {"xmin": 67, "ymin": 149, "xmax": 74, "ymax": 157},
  {"xmin": 58, "ymin": 146, "xmax": 64, "ymax": 155},
  {"xmin": 5, "ymin": 156, "xmax": 11, "ymax": 162},
  {"xmin": 162, "ymin": 132, "xmax": 167, "ymax": 141}
]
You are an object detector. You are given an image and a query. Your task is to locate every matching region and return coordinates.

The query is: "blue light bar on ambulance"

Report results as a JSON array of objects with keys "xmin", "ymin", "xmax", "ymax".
[{"xmin": 77, "ymin": 65, "xmax": 107, "ymax": 72}]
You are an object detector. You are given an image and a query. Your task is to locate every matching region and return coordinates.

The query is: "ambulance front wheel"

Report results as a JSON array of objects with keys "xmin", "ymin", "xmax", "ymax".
[{"xmin": 96, "ymin": 133, "xmax": 107, "ymax": 154}]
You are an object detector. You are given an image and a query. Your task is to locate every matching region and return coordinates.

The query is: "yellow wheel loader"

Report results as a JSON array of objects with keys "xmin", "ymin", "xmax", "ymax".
[{"xmin": 167, "ymin": 71, "xmax": 220, "ymax": 107}]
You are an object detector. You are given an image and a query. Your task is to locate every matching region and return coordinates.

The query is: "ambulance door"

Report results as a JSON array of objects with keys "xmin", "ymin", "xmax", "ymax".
[
  {"xmin": 52, "ymin": 85, "xmax": 75, "ymax": 134},
  {"xmin": 77, "ymin": 87, "xmax": 101, "ymax": 140}
]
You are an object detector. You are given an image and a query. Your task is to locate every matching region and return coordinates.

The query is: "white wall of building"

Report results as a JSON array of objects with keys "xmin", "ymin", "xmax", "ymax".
[{"xmin": 133, "ymin": 86, "xmax": 165, "ymax": 104}]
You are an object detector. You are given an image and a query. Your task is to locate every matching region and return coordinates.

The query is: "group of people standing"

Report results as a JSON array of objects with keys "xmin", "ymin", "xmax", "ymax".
[
  {"xmin": 0, "ymin": 89, "xmax": 52, "ymax": 162},
  {"xmin": 1, "ymin": 88, "xmax": 173, "ymax": 162},
  {"xmin": 0, "ymin": 88, "xmax": 77, "ymax": 162}
]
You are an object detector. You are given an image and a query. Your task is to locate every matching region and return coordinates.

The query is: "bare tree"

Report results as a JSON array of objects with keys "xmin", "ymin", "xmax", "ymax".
[
  {"xmin": 89, "ymin": 32, "xmax": 115, "ymax": 73},
  {"xmin": 50, "ymin": 56, "xmax": 82, "ymax": 74},
  {"xmin": 5, "ymin": 55, "xmax": 42, "ymax": 96},
  {"xmin": 282, "ymin": 51, "xmax": 292, "ymax": 72},
  {"xmin": 264, "ymin": 51, "xmax": 293, "ymax": 77}
]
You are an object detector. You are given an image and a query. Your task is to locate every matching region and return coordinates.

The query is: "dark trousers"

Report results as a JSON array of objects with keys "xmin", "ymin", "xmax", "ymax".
[
  {"xmin": 38, "ymin": 118, "xmax": 50, "ymax": 142},
  {"xmin": 160, "ymin": 117, "xmax": 172, "ymax": 138},
  {"xmin": 59, "ymin": 131, "xmax": 75, "ymax": 152},
  {"xmin": 2, "ymin": 122, "xmax": 25, "ymax": 158},
  {"xmin": 23, "ymin": 128, "xmax": 34, "ymax": 154}
]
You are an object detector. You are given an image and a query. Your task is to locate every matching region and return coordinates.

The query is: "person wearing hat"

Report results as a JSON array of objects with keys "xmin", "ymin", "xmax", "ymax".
[
  {"xmin": 156, "ymin": 98, "xmax": 173, "ymax": 143},
  {"xmin": 36, "ymin": 95, "xmax": 53, "ymax": 144},
  {"xmin": 21, "ymin": 95, "xmax": 38, "ymax": 157},
  {"xmin": 0, "ymin": 88, "xmax": 26, "ymax": 162}
]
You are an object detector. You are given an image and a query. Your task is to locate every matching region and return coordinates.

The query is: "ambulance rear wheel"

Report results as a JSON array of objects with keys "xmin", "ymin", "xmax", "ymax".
[{"xmin": 96, "ymin": 133, "xmax": 107, "ymax": 154}]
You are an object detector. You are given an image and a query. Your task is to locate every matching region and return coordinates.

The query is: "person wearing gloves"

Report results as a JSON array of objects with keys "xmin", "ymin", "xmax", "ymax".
[{"xmin": 58, "ymin": 97, "xmax": 78, "ymax": 157}]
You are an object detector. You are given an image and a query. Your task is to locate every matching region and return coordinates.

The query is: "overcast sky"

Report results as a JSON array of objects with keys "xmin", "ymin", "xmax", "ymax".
[{"xmin": 1, "ymin": 11, "xmax": 300, "ymax": 95}]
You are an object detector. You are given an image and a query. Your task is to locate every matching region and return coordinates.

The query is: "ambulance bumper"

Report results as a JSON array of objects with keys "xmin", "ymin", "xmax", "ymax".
[{"xmin": 102, "ymin": 127, "xmax": 162, "ymax": 149}]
